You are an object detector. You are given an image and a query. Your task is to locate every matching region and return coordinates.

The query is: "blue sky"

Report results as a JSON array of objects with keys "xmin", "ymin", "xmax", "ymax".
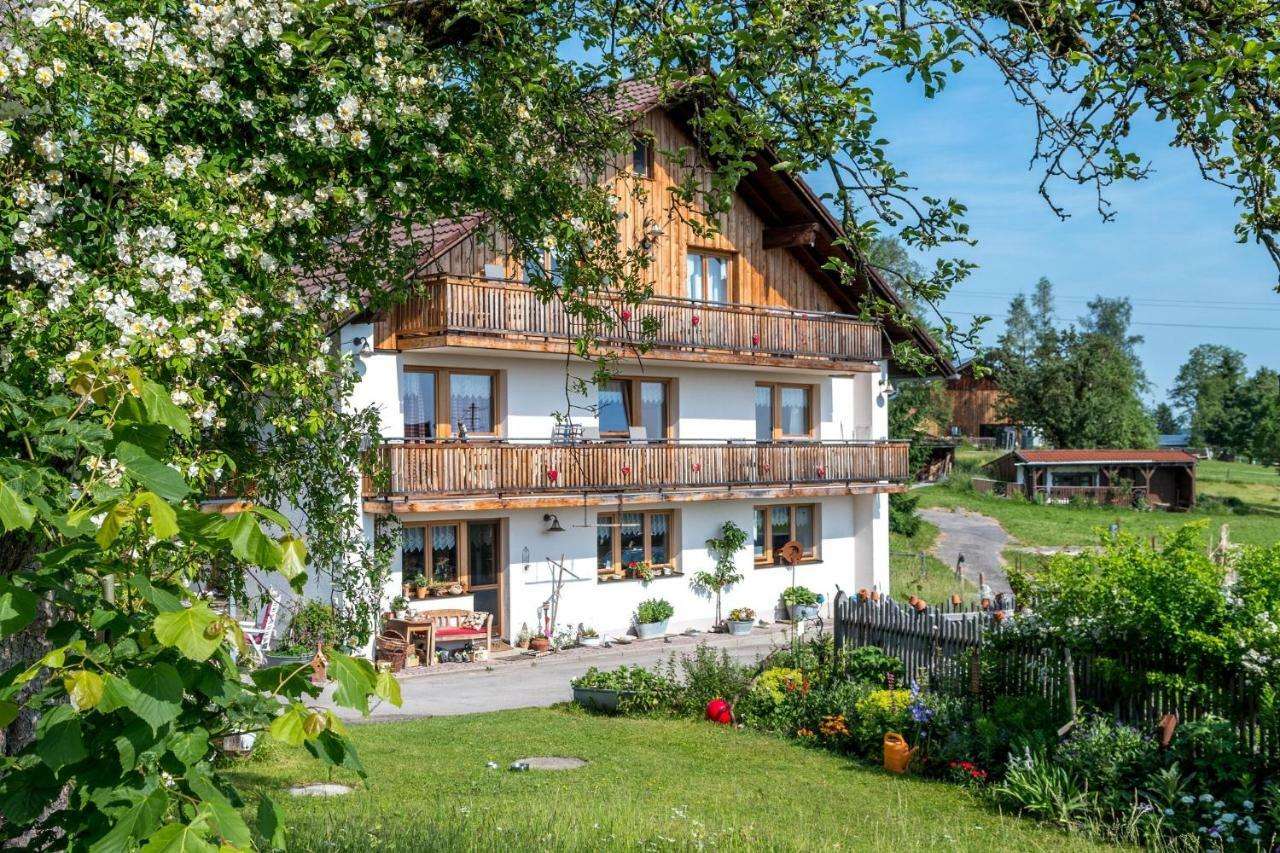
[{"xmin": 806, "ymin": 62, "xmax": 1280, "ymax": 404}]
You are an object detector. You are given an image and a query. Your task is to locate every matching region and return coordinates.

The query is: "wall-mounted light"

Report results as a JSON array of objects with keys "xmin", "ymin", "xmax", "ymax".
[
  {"xmin": 521, "ymin": 546, "xmax": 531, "ymax": 572},
  {"xmin": 543, "ymin": 513, "xmax": 564, "ymax": 533},
  {"xmin": 349, "ymin": 336, "xmax": 373, "ymax": 357}
]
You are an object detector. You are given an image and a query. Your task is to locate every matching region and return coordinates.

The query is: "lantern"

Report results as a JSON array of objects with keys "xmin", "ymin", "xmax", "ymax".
[{"xmin": 705, "ymin": 698, "xmax": 732, "ymax": 725}]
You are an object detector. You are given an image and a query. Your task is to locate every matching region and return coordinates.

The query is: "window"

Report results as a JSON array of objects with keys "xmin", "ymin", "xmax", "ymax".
[
  {"xmin": 597, "ymin": 511, "xmax": 678, "ymax": 580},
  {"xmin": 597, "ymin": 377, "xmax": 671, "ymax": 439},
  {"xmin": 402, "ymin": 368, "xmax": 499, "ymax": 438},
  {"xmin": 755, "ymin": 382, "xmax": 814, "ymax": 439},
  {"xmin": 632, "ymin": 136, "xmax": 654, "ymax": 178},
  {"xmin": 753, "ymin": 504, "xmax": 818, "ymax": 565},
  {"xmin": 402, "ymin": 520, "xmax": 501, "ymax": 586},
  {"xmin": 519, "ymin": 248, "xmax": 563, "ymax": 285},
  {"xmin": 686, "ymin": 251, "xmax": 730, "ymax": 302}
]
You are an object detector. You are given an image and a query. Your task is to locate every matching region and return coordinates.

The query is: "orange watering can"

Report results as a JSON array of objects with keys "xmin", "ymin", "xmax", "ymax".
[{"xmin": 883, "ymin": 732, "xmax": 918, "ymax": 774}]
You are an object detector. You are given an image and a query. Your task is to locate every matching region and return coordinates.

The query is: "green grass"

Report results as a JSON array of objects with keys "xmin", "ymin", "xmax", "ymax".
[
  {"xmin": 228, "ymin": 708, "xmax": 1115, "ymax": 852},
  {"xmin": 917, "ymin": 452, "xmax": 1280, "ymax": 549},
  {"xmin": 891, "ymin": 519, "xmax": 976, "ymax": 604}
]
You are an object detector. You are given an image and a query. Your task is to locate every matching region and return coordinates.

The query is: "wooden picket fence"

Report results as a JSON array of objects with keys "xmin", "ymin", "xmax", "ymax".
[{"xmin": 831, "ymin": 591, "xmax": 1280, "ymax": 764}]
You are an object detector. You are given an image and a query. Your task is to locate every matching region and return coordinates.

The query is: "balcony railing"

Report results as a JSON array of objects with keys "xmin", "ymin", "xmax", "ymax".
[
  {"xmin": 385, "ymin": 275, "xmax": 883, "ymax": 365},
  {"xmin": 364, "ymin": 438, "xmax": 909, "ymax": 500}
]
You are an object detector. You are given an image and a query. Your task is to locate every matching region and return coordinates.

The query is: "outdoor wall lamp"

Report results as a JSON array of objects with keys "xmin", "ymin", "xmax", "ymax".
[
  {"xmin": 349, "ymin": 336, "xmax": 373, "ymax": 357},
  {"xmin": 543, "ymin": 513, "xmax": 565, "ymax": 533},
  {"xmin": 521, "ymin": 546, "xmax": 531, "ymax": 572}
]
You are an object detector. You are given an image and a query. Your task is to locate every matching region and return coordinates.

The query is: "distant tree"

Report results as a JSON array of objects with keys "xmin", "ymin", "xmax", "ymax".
[
  {"xmin": 995, "ymin": 286, "xmax": 1156, "ymax": 448},
  {"xmin": 1172, "ymin": 345, "xmax": 1249, "ymax": 454},
  {"xmin": 1241, "ymin": 368, "xmax": 1280, "ymax": 468},
  {"xmin": 1153, "ymin": 403, "xmax": 1182, "ymax": 435},
  {"xmin": 888, "ymin": 379, "xmax": 951, "ymax": 535}
]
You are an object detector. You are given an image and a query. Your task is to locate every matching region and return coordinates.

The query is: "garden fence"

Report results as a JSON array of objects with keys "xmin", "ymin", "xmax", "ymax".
[{"xmin": 832, "ymin": 591, "xmax": 1278, "ymax": 763}]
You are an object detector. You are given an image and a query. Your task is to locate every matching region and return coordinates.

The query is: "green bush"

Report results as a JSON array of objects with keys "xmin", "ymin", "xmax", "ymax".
[
  {"xmin": 996, "ymin": 748, "xmax": 1096, "ymax": 828},
  {"xmin": 972, "ymin": 695, "xmax": 1059, "ymax": 769},
  {"xmin": 659, "ymin": 644, "xmax": 754, "ymax": 715},
  {"xmin": 889, "ymin": 491, "xmax": 922, "ymax": 537},
  {"xmin": 282, "ymin": 600, "xmax": 344, "ymax": 653},
  {"xmin": 839, "ymin": 645, "xmax": 904, "ymax": 687},
  {"xmin": 782, "ymin": 586, "xmax": 818, "ymax": 606},
  {"xmin": 635, "ymin": 598, "xmax": 674, "ymax": 624},
  {"xmin": 1055, "ymin": 716, "xmax": 1157, "ymax": 809}
]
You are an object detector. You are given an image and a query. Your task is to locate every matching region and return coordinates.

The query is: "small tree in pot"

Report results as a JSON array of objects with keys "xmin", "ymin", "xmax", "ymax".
[{"xmin": 691, "ymin": 521, "xmax": 748, "ymax": 630}]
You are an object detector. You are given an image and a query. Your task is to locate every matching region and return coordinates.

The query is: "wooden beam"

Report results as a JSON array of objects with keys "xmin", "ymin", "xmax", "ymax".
[{"xmin": 762, "ymin": 222, "xmax": 820, "ymax": 250}]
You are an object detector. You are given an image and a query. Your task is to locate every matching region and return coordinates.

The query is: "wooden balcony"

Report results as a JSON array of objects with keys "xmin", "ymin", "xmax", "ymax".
[
  {"xmin": 377, "ymin": 275, "xmax": 883, "ymax": 369},
  {"xmin": 363, "ymin": 439, "xmax": 910, "ymax": 512}
]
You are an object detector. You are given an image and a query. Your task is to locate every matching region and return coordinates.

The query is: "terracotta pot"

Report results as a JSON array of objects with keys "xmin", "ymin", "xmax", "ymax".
[
  {"xmin": 913, "ymin": 599, "xmax": 927, "ymax": 613},
  {"xmin": 950, "ymin": 594, "xmax": 962, "ymax": 606},
  {"xmin": 980, "ymin": 597, "xmax": 991, "ymax": 610},
  {"xmin": 414, "ymin": 587, "xmax": 428, "ymax": 599},
  {"xmin": 993, "ymin": 610, "xmax": 1006, "ymax": 623},
  {"xmin": 857, "ymin": 589, "xmax": 869, "ymax": 601},
  {"xmin": 529, "ymin": 636, "xmax": 551, "ymax": 652},
  {"xmin": 907, "ymin": 595, "xmax": 919, "ymax": 606},
  {"xmin": 870, "ymin": 590, "xmax": 881, "ymax": 601},
  {"xmin": 517, "ymin": 639, "xmax": 530, "ymax": 649}
]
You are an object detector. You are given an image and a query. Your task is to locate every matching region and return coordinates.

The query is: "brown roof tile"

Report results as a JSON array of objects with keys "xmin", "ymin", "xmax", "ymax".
[{"xmin": 1013, "ymin": 449, "xmax": 1198, "ymax": 465}]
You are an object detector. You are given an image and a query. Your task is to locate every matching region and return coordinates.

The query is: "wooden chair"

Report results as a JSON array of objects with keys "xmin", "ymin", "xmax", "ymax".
[{"xmin": 238, "ymin": 589, "xmax": 281, "ymax": 665}]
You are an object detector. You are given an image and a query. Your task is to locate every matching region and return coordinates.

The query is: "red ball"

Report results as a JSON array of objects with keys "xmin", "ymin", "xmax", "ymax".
[{"xmin": 705, "ymin": 698, "xmax": 732, "ymax": 725}]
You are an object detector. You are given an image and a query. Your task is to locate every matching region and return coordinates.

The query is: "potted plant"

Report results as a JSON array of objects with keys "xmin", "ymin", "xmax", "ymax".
[
  {"xmin": 691, "ymin": 521, "xmax": 748, "ymax": 629},
  {"xmin": 389, "ymin": 595, "xmax": 409, "ymax": 619},
  {"xmin": 634, "ymin": 598, "xmax": 673, "ymax": 639},
  {"xmin": 263, "ymin": 641, "xmax": 313, "ymax": 668},
  {"xmin": 411, "ymin": 574, "xmax": 429, "ymax": 599},
  {"xmin": 529, "ymin": 632, "xmax": 551, "ymax": 652},
  {"xmin": 782, "ymin": 585, "xmax": 819, "ymax": 621},
  {"xmin": 516, "ymin": 623, "xmax": 532, "ymax": 650},
  {"xmin": 726, "ymin": 607, "xmax": 756, "ymax": 636},
  {"xmin": 578, "ymin": 626, "xmax": 603, "ymax": 648},
  {"xmin": 629, "ymin": 560, "xmax": 655, "ymax": 583},
  {"xmin": 571, "ymin": 665, "xmax": 662, "ymax": 712},
  {"xmin": 404, "ymin": 651, "xmax": 420, "ymax": 668}
]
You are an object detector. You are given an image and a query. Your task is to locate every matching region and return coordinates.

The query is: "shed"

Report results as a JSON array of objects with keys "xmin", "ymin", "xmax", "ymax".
[{"xmin": 985, "ymin": 449, "xmax": 1197, "ymax": 509}]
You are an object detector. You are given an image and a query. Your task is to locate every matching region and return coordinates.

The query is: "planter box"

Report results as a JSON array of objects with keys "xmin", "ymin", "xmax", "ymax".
[
  {"xmin": 263, "ymin": 652, "xmax": 313, "ymax": 668},
  {"xmin": 572, "ymin": 687, "xmax": 633, "ymax": 712},
  {"xmin": 579, "ymin": 636, "xmax": 604, "ymax": 648},
  {"xmin": 726, "ymin": 620, "xmax": 754, "ymax": 637},
  {"xmin": 634, "ymin": 619, "xmax": 669, "ymax": 640},
  {"xmin": 787, "ymin": 604, "xmax": 819, "ymax": 621}
]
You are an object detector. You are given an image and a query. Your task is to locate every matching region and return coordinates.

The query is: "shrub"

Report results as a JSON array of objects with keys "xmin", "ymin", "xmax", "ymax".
[
  {"xmin": 782, "ymin": 586, "xmax": 818, "ymax": 606},
  {"xmin": 635, "ymin": 598, "xmax": 674, "ymax": 624},
  {"xmin": 284, "ymin": 600, "xmax": 344, "ymax": 651},
  {"xmin": 1055, "ymin": 715, "xmax": 1157, "ymax": 808},
  {"xmin": 840, "ymin": 645, "xmax": 904, "ymax": 686},
  {"xmin": 851, "ymin": 688, "xmax": 912, "ymax": 756},
  {"xmin": 996, "ymin": 747, "xmax": 1096, "ymax": 828},
  {"xmin": 889, "ymin": 491, "xmax": 922, "ymax": 537},
  {"xmin": 660, "ymin": 644, "xmax": 753, "ymax": 715},
  {"xmin": 971, "ymin": 695, "xmax": 1060, "ymax": 769},
  {"xmin": 754, "ymin": 667, "xmax": 808, "ymax": 704}
]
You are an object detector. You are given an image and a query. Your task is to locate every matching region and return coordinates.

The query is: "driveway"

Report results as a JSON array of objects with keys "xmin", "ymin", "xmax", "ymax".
[
  {"xmin": 325, "ymin": 625, "xmax": 795, "ymax": 722},
  {"xmin": 919, "ymin": 508, "xmax": 1013, "ymax": 595}
]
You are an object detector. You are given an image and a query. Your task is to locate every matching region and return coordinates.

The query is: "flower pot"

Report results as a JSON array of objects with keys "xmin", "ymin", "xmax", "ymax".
[
  {"xmin": 579, "ymin": 636, "xmax": 604, "ymax": 648},
  {"xmin": 857, "ymin": 589, "xmax": 869, "ymax": 601},
  {"xmin": 980, "ymin": 597, "xmax": 991, "ymax": 610},
  {"xmin": 516, "ymin": 638, "xmax": 530, "ymax": 649},
  {"xmin": 787, "ymin": 604, "xmax": 819, "ymax": 621},
  {"xmin": 448, "ymin": 583, "xmax": 464, "ymax": 596},
  {"xmin": 573, "ymin": 687, "xmax": 631, "ymax": 712},
  {"xmin": 529, "ymin": 636, "xmax": 551, "ymax": 652},
  {"xmin": 950, "ymin": 594, "xmax": 962, "ymax": 606},
  {"xmin": 870, "ymin": 590, "xmax": 881, "ymax": 602},
  {"xmin": 263, "ymin": 652, "xmax": 312, "ymax": 668},
  {"xmin": 913, "ymin": 599, "xmax": 927, "ymax": 613},
  {"xmin": 414, "ymin": 587, "xmax": 428, "ymax": 600},
  {"xmin": 727, "ymin": 620, "xmax": 754, "ymax": 637},
  {"xmin": 634, "ymin": 618, "xmax": 668, "ymax": 640}
]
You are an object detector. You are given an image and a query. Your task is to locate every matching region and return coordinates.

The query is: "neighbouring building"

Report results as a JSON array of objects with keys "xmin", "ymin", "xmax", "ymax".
[
  {"xmin": 319, "ymin": 83, "xmax": 950, "ymax": 642},
  {"xmin": 940, "ymin": 361, "xmax": 1030, "ymax": 449},
  {"xmin": 982, "ymin": 449, "xmax": 1197, "ymax": 509}
]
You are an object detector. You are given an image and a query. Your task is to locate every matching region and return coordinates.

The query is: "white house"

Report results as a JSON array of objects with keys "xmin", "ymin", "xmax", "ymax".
[{"xmin": 320, "ymin": 83, "xmax": 950, "ymax": 642}]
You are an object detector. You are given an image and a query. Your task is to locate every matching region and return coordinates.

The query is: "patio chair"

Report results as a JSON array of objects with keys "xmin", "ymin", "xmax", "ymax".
[{"xmin": 238, "ymin": 589, "xmax": 281, "ymax": 665}]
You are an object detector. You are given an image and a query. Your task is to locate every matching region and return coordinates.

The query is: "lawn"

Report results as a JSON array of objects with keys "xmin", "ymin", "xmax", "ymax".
[
  {"xmin": 918, "ymin": 448, "xmax": 1280, "ymax": 549},
  {"xmin": 891, "ymin": 519, "xmax": 976, "ymax": 603},
  {"xmin": 227, "ymin": 707, "xmax": 1116, "ymax": 852}
]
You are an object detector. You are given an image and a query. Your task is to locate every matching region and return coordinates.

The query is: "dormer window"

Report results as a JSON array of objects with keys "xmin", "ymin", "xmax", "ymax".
[{"xmin": 632, "ymin": 136, "xmax": 654, "ymax": 178}]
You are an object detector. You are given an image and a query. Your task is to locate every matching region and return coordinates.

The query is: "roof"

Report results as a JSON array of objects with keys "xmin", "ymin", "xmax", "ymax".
[
  {"xmin": 1158, "ymin": 433, "xmax": 1191, "ymax": 447},
  {"xmin": 1007, "ymin": 449, "xmax": 1198, "ymax": 466}
]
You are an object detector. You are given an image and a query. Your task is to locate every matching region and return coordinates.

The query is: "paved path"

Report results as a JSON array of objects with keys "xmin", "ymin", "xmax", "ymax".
[
  {"xmin": 919, "ymin": 508, "xmax": 1013, "ymax": 595},
  {"xmin": 324, "ymin": 625, "xmax": 796, "ymax": 722}
]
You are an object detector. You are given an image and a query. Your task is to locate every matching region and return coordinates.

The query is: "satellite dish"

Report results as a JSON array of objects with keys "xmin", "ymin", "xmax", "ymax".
[{"xmin": 778, "ymin": 540, "xmax": 805, "ymax": 566}]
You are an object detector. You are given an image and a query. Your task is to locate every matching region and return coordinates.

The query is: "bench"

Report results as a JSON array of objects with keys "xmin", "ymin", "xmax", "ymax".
[{"xmin": 417, "ymin": 608, "xmax": 492, "ymax": 661}]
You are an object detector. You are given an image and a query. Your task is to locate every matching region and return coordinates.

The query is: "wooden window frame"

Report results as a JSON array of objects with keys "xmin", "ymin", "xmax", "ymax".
[
  {"xmin": 753, "ymin": 503, "xmax": 820, "ymax": 567},
  {"xmin": 596, "ymin": 510, "xmax": 680, "ymax": 582},
  {"xmin": 755, "ymin": 382, "xmax": 816, "ymax": 440},
  {"xmin": 403, "ymin": 519, "xmax": 504, "ymax": 588},
  {"xmin": 631, "ymin": 136, "xmax": 655, "ymax": 179},
  {"xmin": 402, "ymin": 366, "xmax": 503, "ymax": 438},
  {"xmin": 686, "ymin": 249, "xmax": 735, "ymax": 303},
  {"xmin": 597, "ymin": 376, "xmax": 676, "ymax": 439}
]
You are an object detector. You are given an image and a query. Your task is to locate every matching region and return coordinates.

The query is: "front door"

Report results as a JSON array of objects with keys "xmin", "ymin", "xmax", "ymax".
[{"xmin": 465, "ymin": 520, "xmax": 505, "ymax": 641}]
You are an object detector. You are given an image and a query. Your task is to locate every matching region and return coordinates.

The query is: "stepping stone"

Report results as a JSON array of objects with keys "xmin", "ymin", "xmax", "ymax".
[
  {"xmin": 288, "ymin": 783, "xmax": 353, "ymax": 797},
  {"xmin": 512, "ymin": 756, "xmax": 587, "ymax": 770}
]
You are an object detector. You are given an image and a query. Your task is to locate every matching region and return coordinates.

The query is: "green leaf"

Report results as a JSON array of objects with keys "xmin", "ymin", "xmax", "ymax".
[
  {"xmin": 89, "ymin": 784, "xmax": 168, "ymax": 853},
  {"xmin": 268, "ymin": 702, "xmax": 309, "ymax": 746},
  {"xmin": 36, "ymin": 704, "xmax": 87, "ymax": 771},
  {"xmin": 222, "ymin": 511, "xmax": 283, "ymax": 568},
  {"xmin": 327, "ymin": 650, "xmax": 376, "ymax": 715},
  {"xmin": 123, "ymin": 664, "xmax": 183, "ymax": 731},
  {"xmin": 0, "ymin": 579, "xmax": 37, "ymax": 638},
  {"xmin": 137, "ymin": 492, "xmax": 179, "ymax": 539},
  {"xmin": 0, "ymin": 480, "xmax": 36, "ymax": 531},
  {"xmin": 0, "ymin": 700, "xmax": 18, "ymax": 727},
  {"xmin": 65, "ymin": 669, "xmax": 105, "ymax": 711},
  {"xmin": 278, "ymin": 535, "xmax": 307, "ymax": 590},
  {"xmin": 303, "ymin": 729, "xmax": 366, "ymax": 776},
  {"xmin": 249, "ymin": 662, "xmax": 321, "ymax": 701},
  {"xmin": 115, "ymin": 442, "xmax": 190, "ymax": 502},
  {"xmin": 95, "ymin": 500, "xmax": 133, "ymax": 549},
  {"xmin": 141, "ymin": 381, "xmax": 192, "ymax": 437},
  {"xmin": 255, "ymin": 795, "xmax": 287, "ymax": 851},
  {"xmin": 139, "ymin": 816, "xmax": 218, "ymax": 853},
  {"xmin": 153, "ymin": 601, "xmax": 223, "ymax": 661},
  {"xmin": 186, "ymin": 767, "xmax": 252, "ymax": 848},
  {"xmin": 166, "ymin": 727, "xmax": 210, "ymax": 769},
  {"xmin": 374, "ymin": 667, "xmax": 402, "ymax": 708}
]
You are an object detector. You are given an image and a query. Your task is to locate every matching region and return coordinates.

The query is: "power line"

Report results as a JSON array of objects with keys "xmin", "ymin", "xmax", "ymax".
[
  {"xmin": 947, "ymin": 292, "xmax": 1280, "ymax": 312},
  {"xmin": 954, "ymin": 288, "xmax": 1280, "ymax": 308},
  {"xmin": 944, "ymin": 309, "xmax": 1280, "ymax": 332}
]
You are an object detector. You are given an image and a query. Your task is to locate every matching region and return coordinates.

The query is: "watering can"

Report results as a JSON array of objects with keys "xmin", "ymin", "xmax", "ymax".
[{"xmin": 882, "ymin": 732, "xmax": 918, "ymax": 774}]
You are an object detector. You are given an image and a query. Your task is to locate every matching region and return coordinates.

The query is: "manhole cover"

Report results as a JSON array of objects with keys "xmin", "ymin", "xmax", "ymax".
[
  {"xmin": 513, "ymin": 756, "xmax": 587, "ymax": 770},
  {"xmin": 288, "ymin": 783, "xmax": 354, "ymax": 797}
]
